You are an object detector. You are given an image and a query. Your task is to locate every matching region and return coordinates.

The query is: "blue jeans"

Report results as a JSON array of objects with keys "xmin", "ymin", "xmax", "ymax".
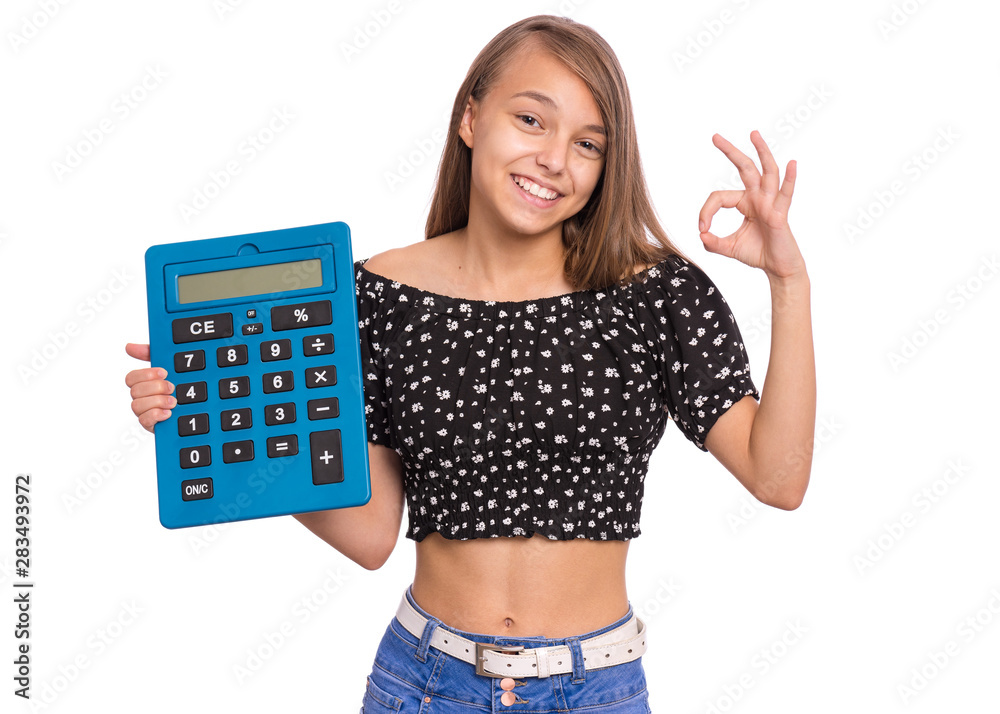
[{"xmin": 360, "ymin": 585, "xmax": 651, "ymax": 713}]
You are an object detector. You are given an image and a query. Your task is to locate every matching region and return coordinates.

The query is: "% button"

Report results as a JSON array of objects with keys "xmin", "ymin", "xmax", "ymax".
[{"xmin": 271, "ymin": 301, "xmax": 332, "ymax": 332}]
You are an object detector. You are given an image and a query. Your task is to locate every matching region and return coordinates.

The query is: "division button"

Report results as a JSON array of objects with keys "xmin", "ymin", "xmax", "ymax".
[
  {"xmin": 266, "ymin": 435, "xmax": 299, "ymax": 458},
  {"xmin": 310, "ymin": 430, "xmax": 344, "ymax": 484},
  {"xmin": 307, "ymin": 397, "xmax": 339, "ymax": 420},
  {"xmin": 271, "ymin": 301, "xmax": 332, "ymax": 331},
  {"xmin": 181, "ymin": 478, "xmax": 213, "ymax": 501},
  {"xmin": 174, "ymin": 350, "xmax": 205, "ymax": 373},
  {"xmin": 305, "ymin": 365, "xmax": 337, "ymax": 388},
  {"xmin": 172, "ymin": 313, "xmax": 234, "ymax": 344},
  {"xmin": 223, "ymin": 440, "xmax": 255, "ymax": 463},
  {"xmin": 303, "ymin": 334, "xmax": 335, "ymax": 355}
]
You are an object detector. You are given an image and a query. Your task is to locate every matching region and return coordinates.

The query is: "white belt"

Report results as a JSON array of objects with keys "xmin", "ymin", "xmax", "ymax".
[{"xmin": 394, "ymin": 591, "xmax": 647, "ymax": 678}]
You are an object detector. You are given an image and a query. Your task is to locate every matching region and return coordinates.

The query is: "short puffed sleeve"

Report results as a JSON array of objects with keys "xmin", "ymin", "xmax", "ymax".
[
  {"xmin": 639, "ymin": 255, "xmax": 760, "ymax": 451},
  {"xmin": 354, "ymin": 260, "xmax": 398, "ymax": 450}
]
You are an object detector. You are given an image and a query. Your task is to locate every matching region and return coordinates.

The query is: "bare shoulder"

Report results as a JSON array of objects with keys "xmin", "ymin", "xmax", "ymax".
[{"xmin": 362, "ymin": 236, "xmax": 456, "ymax": 282}]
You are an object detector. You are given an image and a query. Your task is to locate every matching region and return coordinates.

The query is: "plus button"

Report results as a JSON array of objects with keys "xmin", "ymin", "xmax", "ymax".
[{"xmin": 320, "ymin": 450, "xmax": 334, "ymax": 465}]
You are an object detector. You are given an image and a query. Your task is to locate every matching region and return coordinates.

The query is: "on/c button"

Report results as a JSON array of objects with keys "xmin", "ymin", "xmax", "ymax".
[{"xmin": 181, "ymin": 477, "xmax": 213, "ymax": 501}]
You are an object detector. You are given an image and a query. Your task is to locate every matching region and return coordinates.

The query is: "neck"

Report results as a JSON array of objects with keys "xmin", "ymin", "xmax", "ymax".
[{"xmin": 451, "ymin": 194, "xmax": 569, "ymax": 295}]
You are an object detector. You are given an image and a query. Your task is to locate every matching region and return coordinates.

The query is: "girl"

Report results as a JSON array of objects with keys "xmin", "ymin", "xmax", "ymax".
[{"xmin": 126, "ymin": 14, "xmax": 814, "ymax": 712}]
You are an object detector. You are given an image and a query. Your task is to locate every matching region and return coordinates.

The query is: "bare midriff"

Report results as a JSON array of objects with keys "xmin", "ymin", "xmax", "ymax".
[{"xmin": 412, "ymin": 532, "xmax": 630, "ymax": 638}]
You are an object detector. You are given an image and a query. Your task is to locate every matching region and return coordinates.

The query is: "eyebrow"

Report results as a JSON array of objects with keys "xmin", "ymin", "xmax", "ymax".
[{"xmin": 510, "ymin": 90, "xmax": 606, "ymax": 136}]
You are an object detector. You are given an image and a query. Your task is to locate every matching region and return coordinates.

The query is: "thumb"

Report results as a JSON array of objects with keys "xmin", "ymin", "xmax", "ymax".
[{"xmin": 125, "ymin": 342, "xmax": 151, "ymax": 361}]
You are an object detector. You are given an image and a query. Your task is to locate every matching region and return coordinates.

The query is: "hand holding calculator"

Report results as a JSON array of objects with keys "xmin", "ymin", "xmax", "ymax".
[{"xmin": 143, "ymin": 222, "xmax": 371, "ymax": 528}]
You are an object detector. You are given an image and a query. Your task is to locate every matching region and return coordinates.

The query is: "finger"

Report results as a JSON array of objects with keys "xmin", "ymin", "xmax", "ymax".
[
  {"xmin": 131, "ymin": 394, "xmax": 176, "ymax": 420},
  {"xmin": 698, "ymin": 189, "xmax": 744, "ymax": 235},
  {"xmin": 774, "ymin": 159, "xmax": 797, "ymax": 215},
  {"xmin": 137, "ymin": 406, "xmax": 172, "ymax": 432},
  {"xmin": 712, "ymin": 133, "xmax": 760, "ymax": 191},
  {"xmin": 126, "ymin": 343, "xmax": 151, "ymax": 361},
  {"xmin": 130, "ymin": 379, "xmax": 175, "ymax": 402},
  {"xmin": 750, "ymin": 130, "xmax": 780, "ymax": 196},
  {"xmin": 125, "ymin": 367, "xmax": 168, "ymax": 389}
]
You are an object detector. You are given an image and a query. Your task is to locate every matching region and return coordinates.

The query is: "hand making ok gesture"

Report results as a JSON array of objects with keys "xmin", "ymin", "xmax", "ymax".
[{"xmin": 699, "ymin": 131, "xmax": 806, "ymax": 281}]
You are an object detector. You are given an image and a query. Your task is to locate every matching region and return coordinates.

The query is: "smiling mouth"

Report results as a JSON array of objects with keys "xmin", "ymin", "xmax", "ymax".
[{"xmin": 512, "ymin": 175, "xmax": 562, "ymax": 201}]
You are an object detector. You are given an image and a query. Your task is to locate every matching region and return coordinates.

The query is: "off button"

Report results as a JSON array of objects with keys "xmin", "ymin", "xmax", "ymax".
[{"xmin": 181, "ymin": 477, "xmax": 213, "ymax": 501}]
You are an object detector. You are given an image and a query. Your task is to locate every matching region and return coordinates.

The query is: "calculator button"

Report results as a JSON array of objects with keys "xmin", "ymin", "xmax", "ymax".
[
  {"xmin": 267, "ymin": 435, "xmax": 299, "ymax": 457},
  {"xmin": 242, "ymin": 323, "xmax": 263, "ymax": 335},
  {"xmin": 223, "ymin": 440, "xmax": 255, "ymax": 463},
  {"xmin": 217, "ymin": 344, "xmax": 248, "ymax": 367},
  {"xmin": 306, "ymin": 365, "xmax": 337, "ymax": 388},
  {"xmin": 221, "ymin": 408, "xmax": 252, "ymax": 431},
  {"xmin": 176, "ymin": 382, "xmax": 208, "ymax": 404},
  {"xmin": 180, "ymin": 445, "xmax": 211, "ymax": 468},
  {"xmin": 178, "ymin": 413, "xmax": 210, "ymax": 436},
  {"xmin": 260, "ymin": 339, "xmax": 292, "ymax": 362},
  {"xmin": 303, "ymin": 334, "xmax": 334, "ymax": 356},
  {"xmin": 265, "ymin": 403, "xmax": 296, "ymax": 425},
  {"xmin": 219, "ymin": 376, "xmax": 251, "ymax": 399},
  {"xmin": 174, "ymin": 350, "xmax": 205, "ymax": 373},
  {"xmin": 310, "ymin": 430, "xmax": 344, "ymax": 484},
  {"xmin": 181, "ymin": 478, "xmax": 213, "ymax": 501},
  {"xmin": 307, "ymin": 397, "xmax": 339, "ymax": 420},
  {"xmin": 246, "ymin": 309, "xmax": 257, "ymax": 319},
  {"xmin": 172, "ymin": 313, "xmax": 234, "ymax": 344},
  {"xmin": 271, "ymin": 301, "xmax": 332, "ymax": 331},
  {"xmin": 263, "ymin": 371, "xmax": 294, "ymax": 394}
]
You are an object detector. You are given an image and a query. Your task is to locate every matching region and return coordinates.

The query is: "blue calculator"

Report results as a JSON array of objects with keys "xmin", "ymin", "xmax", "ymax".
[{"xmin": 144, "ymin": 221, "xmax": 370, "ymax": 529}]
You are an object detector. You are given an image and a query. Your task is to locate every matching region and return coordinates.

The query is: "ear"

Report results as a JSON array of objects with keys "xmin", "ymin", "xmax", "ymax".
[{"xmin": 457, "ymin": 97, "xmax": 477, "ymax": 149}]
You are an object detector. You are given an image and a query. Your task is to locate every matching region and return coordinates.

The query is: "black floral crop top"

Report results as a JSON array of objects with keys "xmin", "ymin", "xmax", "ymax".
[{"xmin": 354, "ymin": 253, "xmax": 759, "ymax": 542}]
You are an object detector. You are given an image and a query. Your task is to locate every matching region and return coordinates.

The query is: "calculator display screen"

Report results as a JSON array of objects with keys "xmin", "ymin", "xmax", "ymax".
[{"xmin": 177, "ymin": 259, "xmax": 322, "ymax": 304}]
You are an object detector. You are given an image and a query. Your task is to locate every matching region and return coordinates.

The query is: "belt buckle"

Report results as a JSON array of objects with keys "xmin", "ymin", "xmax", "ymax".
[{"xmin": 475, "ymin": 642, "xmax": 525, "ymax": 678}]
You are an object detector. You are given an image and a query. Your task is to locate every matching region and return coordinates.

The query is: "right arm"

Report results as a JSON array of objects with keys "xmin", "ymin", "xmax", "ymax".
[{"xmin": 125, "ymin": 342, "xmax": 406, "ymax": 570}]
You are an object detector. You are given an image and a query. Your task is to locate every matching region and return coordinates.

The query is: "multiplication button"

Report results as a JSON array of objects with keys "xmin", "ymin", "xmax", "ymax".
[
  {"xmin": 309, "ymin": 430, "xmax": 344, "ymax": 484},
  {"xmin": 305, "ymin": 365, "xmax": 336, "ymax": 388},
  {"xmin": 303, "ymin": 334, "xmax": 334, "ymax": 356}
]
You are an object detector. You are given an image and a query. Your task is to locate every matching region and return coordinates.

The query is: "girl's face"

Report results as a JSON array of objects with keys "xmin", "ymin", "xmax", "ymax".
[{"xmin": 459, "ymin": 44, "xmax": 606, "ymax": 241}]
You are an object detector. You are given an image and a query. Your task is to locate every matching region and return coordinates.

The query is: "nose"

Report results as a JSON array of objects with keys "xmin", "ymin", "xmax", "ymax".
[{"xmin": 535, "ymin": 134, "xmax": 569, "ymax": 175}]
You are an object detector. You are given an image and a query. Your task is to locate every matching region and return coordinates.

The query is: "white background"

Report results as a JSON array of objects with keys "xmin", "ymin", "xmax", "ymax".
[{"xmin": 2, "ymin": 0, "xmax": 998, "ymax": 712}]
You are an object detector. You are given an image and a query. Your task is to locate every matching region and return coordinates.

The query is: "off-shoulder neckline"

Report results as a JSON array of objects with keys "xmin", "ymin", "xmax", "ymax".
[{"xmin": 355, "ymin": 255, "xmax": 682, "ymax": 313}]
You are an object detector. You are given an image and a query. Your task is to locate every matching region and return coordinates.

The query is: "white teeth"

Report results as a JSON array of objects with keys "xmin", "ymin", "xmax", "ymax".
[{"xmin": 514, "ymin": 176, "xmax": 559, "ymax": 200}]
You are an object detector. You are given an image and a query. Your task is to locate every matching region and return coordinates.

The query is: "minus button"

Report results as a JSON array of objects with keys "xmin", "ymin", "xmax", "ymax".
[{"xmin": 307, "ymin": 397, "xmax": 340, "ymax": 420}]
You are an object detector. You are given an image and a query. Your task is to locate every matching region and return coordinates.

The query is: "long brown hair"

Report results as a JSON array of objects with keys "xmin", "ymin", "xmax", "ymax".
[{"xmin": 424, "ymin": 14, "xmax": 698, "ymax": 290}]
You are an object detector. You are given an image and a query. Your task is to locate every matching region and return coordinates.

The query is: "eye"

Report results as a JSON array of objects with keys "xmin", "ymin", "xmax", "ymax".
[
  {"xmin": 516, "ymin": 115, "xmax": 540, "ymax": 128},
  {"xmin": 578, "ymin": 140, "xmax": 604, "ymax": 156}
]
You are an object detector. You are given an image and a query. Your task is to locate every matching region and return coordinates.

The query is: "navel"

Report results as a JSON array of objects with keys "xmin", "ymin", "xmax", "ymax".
[{"xmin": 504, "ymin": 617, "xmax": 514, "ymax": 628}]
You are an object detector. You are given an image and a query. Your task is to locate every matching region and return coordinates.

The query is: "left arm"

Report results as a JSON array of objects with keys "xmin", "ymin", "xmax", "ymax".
[{"xmin": 696, "ymin": 130, "xmax": 816, "ymax": 509}]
